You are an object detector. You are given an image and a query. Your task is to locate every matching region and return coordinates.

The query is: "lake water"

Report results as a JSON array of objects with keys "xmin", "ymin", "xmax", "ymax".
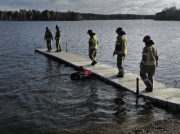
[{"xmin": 0, "ymin": 20, "xmax": 180, "ymax": 133}]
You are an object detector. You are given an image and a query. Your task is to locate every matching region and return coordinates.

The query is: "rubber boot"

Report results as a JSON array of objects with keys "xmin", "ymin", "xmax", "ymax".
[
  {"xmin": 116, "ymin": 72, "xmax": 123, "ymax": 78},
  {"xmin": 145, "ymin": 84, "xmax": 153, "ymax": 92},
  {"xmin": 91, "ymin": 61, "xmax": 97, "ymax": 65}
]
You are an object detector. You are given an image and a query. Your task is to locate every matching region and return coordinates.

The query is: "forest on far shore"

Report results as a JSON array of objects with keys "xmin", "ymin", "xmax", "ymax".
[
  {"xmin": 155, "ymin": 6, "xmax": 180, "ymax": 20},
  {"xmin": 0, "ymin": 9, "xmax": 154, "ymax": 21}
]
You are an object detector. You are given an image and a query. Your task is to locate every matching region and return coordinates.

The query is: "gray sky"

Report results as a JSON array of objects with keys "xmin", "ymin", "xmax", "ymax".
[{"xmin": 0, "ymin": 0, "xmax": 180, "ymax": 15}]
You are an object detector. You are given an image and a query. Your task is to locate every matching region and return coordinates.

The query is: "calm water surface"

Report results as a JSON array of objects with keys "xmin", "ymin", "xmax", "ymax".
[{"xmin": 0, "ymin": 20, "xmax": 180, "ymax": 133}]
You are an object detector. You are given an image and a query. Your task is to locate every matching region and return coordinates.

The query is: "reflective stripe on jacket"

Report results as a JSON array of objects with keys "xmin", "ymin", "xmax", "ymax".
[
  {"xmin": 55, "ymin": 30, "xmax": 61, "ymax": 40},
  {"xmin": 114, "ymin": 35, "xmax": 127, "ymax": 56},
  {"xmin": 45, "ymin": 31, "xmax": 53, "ymax": 40},
  {"xmin": 78, "ymin": 71, "xmax": 90, "ymax": 78},
  {"xmin": 141, "ymin": 46, "xmax": 158, "ymax": 66},
  {"xmin": 89, "ymin": 35, "xmax": 98, "ymax": 49}
]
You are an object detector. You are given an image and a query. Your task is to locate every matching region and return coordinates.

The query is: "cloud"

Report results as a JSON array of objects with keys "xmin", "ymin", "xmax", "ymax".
[{"xmin": 0, "ymin": 0, "xmax": 179, "ymax": 14}]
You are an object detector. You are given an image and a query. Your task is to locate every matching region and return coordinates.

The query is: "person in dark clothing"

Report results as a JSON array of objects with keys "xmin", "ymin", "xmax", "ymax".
[
  {"xmin": 44, "ymin": 27, "xmax": 53, "ymax": 51},
  {"xmin": 55, "ymin": 25, "xmax": 62, "ymax": 52}
]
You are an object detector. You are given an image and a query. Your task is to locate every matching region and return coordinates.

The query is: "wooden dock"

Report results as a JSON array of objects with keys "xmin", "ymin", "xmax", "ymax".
[{"xmin": 36, "ymin": 49, "xmax": 180, "ymax": 111}]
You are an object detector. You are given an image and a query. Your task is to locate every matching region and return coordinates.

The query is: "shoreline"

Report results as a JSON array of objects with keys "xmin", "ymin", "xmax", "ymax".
[{"xmin": 41, "ymin": 118, "xmax": 180, "ymax": 134}]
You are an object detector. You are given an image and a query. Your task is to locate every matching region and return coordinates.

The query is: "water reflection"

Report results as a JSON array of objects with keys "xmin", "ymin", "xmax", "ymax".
[
  {"xmin": 112, "ymin": 89, "xmax": 157, "ymax": 130},
  {"xmin": 90, "ymin": 84, "xmax": 98, "ymax": 97},
  {"xmin": 0, "ymin": 58, "xmax": 175, "ymax": 134},
  {"xmin": 113, "ymin": 91, "xmax": 127, "ymax": 124}
]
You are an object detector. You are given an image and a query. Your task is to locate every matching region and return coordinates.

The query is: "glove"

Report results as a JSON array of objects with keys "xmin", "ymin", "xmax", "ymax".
[{"xmin": 156, "ymin": 62, "xmax": 158, "ymax": 67}]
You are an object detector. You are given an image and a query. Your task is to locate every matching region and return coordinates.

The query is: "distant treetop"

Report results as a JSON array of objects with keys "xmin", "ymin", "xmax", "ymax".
[{"xmin": 0, "ymin": 9, "xmax": 154, "ymax": 21}]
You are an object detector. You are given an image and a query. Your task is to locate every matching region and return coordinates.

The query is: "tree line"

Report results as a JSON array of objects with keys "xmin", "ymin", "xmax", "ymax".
[
  {"xmin": 0, "ymin": 9, "xmax": 154, "ymax": 21},
  {"xmin": 155, "ymin": 6, "xmax": 180, "ymax": 20}
]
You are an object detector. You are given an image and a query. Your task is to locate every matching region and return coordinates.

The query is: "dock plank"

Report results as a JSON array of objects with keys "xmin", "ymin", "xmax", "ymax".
[{"xmin": 35, "ymin": 49, "xmax": 180, "ymax": 111}]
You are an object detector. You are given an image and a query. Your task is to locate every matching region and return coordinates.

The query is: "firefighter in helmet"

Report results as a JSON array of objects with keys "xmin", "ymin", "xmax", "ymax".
[
  {"xmin": 87, "ymin": 29, "xmax": 98, "ymax": 65},
  {"xmin": 44, "ymin": 27, "xmax": 53, "ymax": 51},
  {"xmin": 54, "ymin": 25, "xmax": 62, "ymax": 52},
  {"xmin": 140, "ymin": 35, "xmax": 158, "ymax": 92},
  {"xmin": 113, "ymin": 27, "xmax": 127, "ymax": 77}
]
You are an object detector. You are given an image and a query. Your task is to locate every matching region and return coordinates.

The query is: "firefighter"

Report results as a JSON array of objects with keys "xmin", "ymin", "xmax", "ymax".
[
  {"xmin": 44, "ymin": 27, "xmax": 53, "ymax": 51},
  {"xmin": 87, "ymin": 30, "xmax": 98, "ymax": 65},
  {"xmin": 140, "ymin": 35, "xmax": 158, "ymax": 92},
  {"xmin": 54, "ymin": 25, "xmax": 62, "ymax": 52},
  {"xmin": 71, "ymin": 66, "xmax": 93, "ymax": 80},
  {"xmin": 113, "ymin": 27, "xmax": 127, "ymax": 77}
]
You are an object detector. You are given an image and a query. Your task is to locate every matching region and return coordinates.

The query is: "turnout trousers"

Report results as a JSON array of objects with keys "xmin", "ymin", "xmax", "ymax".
[
  {"xmin": 89, "ymin": 49, "xmax": 97, "ymax": 62},
  {"xmin": 117, "ymin": 55, "xmax": 125, "ymax": 75},
  {"xmin": 140, "ymin": 65, "xmax": 155, "ymax": 88},
  {"xmin": 56, "ymin": 39, "xmax": 61, "ymax": 52},
  {"xmin": 46, "ymin": 40, "xmax": 52, "ymax": 51}
]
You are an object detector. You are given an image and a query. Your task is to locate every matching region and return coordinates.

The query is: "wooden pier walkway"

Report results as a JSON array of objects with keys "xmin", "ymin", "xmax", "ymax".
[{"xmin": 36, "ymin": 49, "xmax": 180, "ymax": 111}]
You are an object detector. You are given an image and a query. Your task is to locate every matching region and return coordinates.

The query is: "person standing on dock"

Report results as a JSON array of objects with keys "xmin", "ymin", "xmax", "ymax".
[
  {"xmin": 140, "ymin": 35, "xmax": 158, "ymax": 92},
  {"xmin": 87, "ymin": 29, "xmax": 98, "ymax": 65},
  {"xmin": 55, "ymin": 25, "xmax": 62, "ymax": 52},
  {"xmin": 44, "ymin": 27, "xmax": 53, "ymax": 51},
  {"xmin": 113, "ymin": 27, "xmax": 127, "ymax": 77}
]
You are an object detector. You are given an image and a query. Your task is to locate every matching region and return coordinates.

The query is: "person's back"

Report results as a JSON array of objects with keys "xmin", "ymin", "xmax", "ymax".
[
  {"xmin": 142, "ymin": 45, "xmax": 157, "ymax": 68},
  {"xmin": 45, "ymin": 29, "xmax": 53, "ymax": 40},
  {"xmin": 44, "ymin": 27, "xmax": 53, "ymax": 51}
]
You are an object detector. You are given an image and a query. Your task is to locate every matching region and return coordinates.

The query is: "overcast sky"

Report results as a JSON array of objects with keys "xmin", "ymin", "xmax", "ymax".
[{"xmin": 0, "ymin": 0, "xmax": 180, "ymax": 15}]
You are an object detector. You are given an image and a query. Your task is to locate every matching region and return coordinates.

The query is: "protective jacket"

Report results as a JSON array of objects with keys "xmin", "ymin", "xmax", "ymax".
[
  {"xmin": 140, "ymin": 45, "xmax": 158, "ymax": 68},
  {"xmin": 114, "ymin": 35, "xmax": 127, "ymax": 56},
  {"xmin": 55, "ymin": 30, "xmax": 61, "ymax": 40},
  {"xmin": 89, "ymin": 33, "xmax": 98, "ymax": 50},
  {"xmin": 71, "ymin": 66, "xmax": 93, "ymax": 80},
  {"xmin": 45, "ymin": 30, "xmax": 53, "ymax": 40}
]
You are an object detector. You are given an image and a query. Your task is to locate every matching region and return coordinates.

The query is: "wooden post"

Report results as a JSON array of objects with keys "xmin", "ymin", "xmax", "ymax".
[
  {"xmin": 136, "ymin": 78, "xmax": 139, "ymax": 95},
  {"xmin": 66, "ymin": 42, "xmax": 68, "ymax": 52}
]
